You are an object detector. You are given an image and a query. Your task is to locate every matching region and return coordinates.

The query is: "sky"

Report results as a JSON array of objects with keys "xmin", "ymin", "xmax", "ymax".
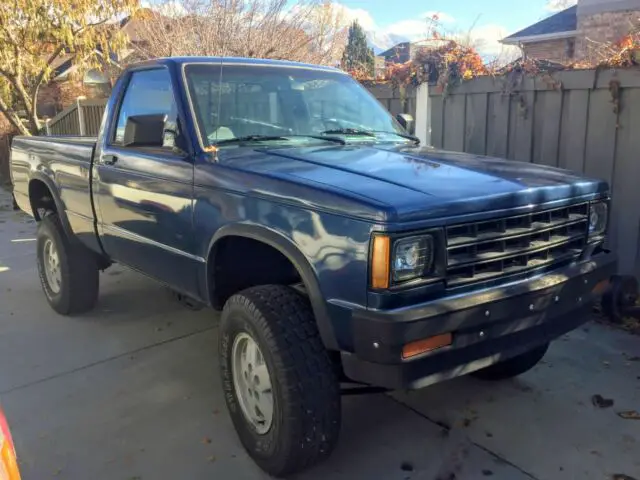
[
  {"xmin": 143, "ymin": 0, "xmax": 578, "ymax": 59},
  {"xmin": 336, "ymin": 0, "xmax": 576, "ymax": 57}
]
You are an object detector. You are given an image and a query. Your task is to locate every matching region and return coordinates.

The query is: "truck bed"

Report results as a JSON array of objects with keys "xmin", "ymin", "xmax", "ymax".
[{"xmin": 10, "ymin": 135, "xmax": 97, "ymax": 243}]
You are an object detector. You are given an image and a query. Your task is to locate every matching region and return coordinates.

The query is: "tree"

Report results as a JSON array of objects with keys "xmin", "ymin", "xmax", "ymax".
[
  {"xmin": 341, "ymin": 21, "xmax": 374, "ymax": 76},
  {"xmin": 131, "ymin": 0, "xmax": 347, "ymax": 66},
  {"xmin": 0, "ymin": 0, "xmax": 138, "ymax": 135}
]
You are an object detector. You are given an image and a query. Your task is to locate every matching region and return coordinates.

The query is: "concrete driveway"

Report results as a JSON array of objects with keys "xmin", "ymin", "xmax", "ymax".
[{"xmin": 0, "ymin": 189, "xmax": 639, "ymax": 480}]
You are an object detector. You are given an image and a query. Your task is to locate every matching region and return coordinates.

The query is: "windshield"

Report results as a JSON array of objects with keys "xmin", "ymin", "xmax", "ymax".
[{"xmin": 184, "ymin": 63, "xmax": 407, "ymax": 147}]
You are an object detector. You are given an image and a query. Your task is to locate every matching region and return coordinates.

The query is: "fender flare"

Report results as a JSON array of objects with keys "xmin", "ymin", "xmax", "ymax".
[
  {"xmin": 208, "ymin": 223, "xmax": 339, "ymax": 350},
  {"xmin": 27, "ymin": 172, "xmax": 74, "ymax": 238}
]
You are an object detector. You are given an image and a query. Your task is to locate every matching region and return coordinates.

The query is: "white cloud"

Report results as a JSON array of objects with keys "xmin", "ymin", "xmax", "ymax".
[
  {"xmin": 545, "ymin": 0, "xmax": 577, "ymax": 12},
  {"xmin": 378, "ymin": 12, "xmax": 520, "ymax": 60},
  {"xmin": 468, "ymin": 23, "xmax": 511, "ymax": 55},
  {"xmin": 383, "ymin": 19, "xmax": 431, "ymax": 40},
  {"xmin": 333, "ymin": 2, "xmax": 378, "ymax": 31},
  {"xmin": 140, "ymin": 0, "xmax": 188, "ymax": 17},
  {"xmin": 464, "ymin": 23, "xmax": 521, "ymax": 62}
]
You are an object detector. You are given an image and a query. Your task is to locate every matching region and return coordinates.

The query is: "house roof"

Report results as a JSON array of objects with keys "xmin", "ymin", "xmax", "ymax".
[
  {"xmin": 378, "ymin": 42, "xmax": 411, "ymax": 64},
  {"xmin": 502, "ymin": 6, "xmax": 577, "ymax": 44},
  {"xmin": 51, "ymin": 15, "xmax": 141, "ymax": 81},
  {"xmin": 120, "ymin": 9, "xmax": 158, "ymax": 43}
]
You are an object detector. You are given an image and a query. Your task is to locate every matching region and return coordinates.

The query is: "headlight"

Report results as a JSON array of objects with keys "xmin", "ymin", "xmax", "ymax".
[
  {"xmin": 392, "ymin": 236, "xmax": 434, "ymax": 283},
  {"xmin": 370, "ymin": 232, "xmax": 443, "ymax": 289},
  {"xmin": 589, "ymin": 201, "xmax": 608, "ymax": 237}
]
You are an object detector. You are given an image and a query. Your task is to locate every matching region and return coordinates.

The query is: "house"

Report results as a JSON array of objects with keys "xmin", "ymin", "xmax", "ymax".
[
  {"xmin": 378, "ymin": 42, "xmax": 412, "ymax": 64},
  {"xmin": 36, "ymin": 56, "xmax": 112, "ymax": 119},
  {"xmin": 378, "ymin": 39, "xmax": 449, "ymax": 65},
  {"xmin": 502, "ymin": 0, "xmax": 640, "ymax": 62}
]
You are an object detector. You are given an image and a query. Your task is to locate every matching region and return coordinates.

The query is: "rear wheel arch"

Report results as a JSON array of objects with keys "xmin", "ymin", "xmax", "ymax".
[
  {"xmin": 27, "ymin": 175, "xmax": 74, "ymax": 237},
  {"xmin": 207, "ymin": 225, "xmax": 339, "ymax": 350}
]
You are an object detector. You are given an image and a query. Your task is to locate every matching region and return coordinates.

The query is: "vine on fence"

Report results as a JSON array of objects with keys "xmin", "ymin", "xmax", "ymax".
[{"xmin": 349, "ymin": 28, "xmax": 640, "ymax": 112}]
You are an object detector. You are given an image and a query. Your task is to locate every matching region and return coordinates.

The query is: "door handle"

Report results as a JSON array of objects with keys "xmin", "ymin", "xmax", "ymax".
[{"xmin": 103, "ymin": 155, "xmax": 118, "ymax": 166}]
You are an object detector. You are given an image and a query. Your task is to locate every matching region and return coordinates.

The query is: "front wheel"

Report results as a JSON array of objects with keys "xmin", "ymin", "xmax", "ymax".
[
  {"xmin": 471, "ymin": 343, "xmax": 549, "ymax": 381},
  {"xmin": 36, "ymin": 214, "xmax": 99, "ymax": 315},
  {"xmin": 219, "ymin": 285, "xmax": 341, "ymax": 477}
]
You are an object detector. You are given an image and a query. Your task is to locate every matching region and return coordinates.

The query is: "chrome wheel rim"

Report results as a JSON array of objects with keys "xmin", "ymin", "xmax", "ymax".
[
  {"xmin": 231, "ymin": 332, "xmax": 274, "ymax": 434},
  {"xmin": 43, "ymin": 239, "xmax": 62, "ymax": 294}
]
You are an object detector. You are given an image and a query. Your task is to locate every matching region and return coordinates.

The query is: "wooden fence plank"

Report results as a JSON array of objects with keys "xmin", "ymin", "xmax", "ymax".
[
  {"xmin": 610, "ymin": 88, "xmax": 640, "ymax": 277},
  {"xmin": 594, "ymin": 68, "xmax": 640, "ymax": 89},
  {"xmin": 445, "ymin": 76, "xmax": 503, "ymax": 94},
  {"xmin": 557, "ymin": 89, "xmax": 589, "ymax": 172},
  {"xmin": 430, "ymin": 95, "xmax": 444, "ymax": 148},
  {"xmin": 555, "ymin": 70, "xmax": 597, "ymax": 90},
  {"xmin": 388, "ymin": 98, "xmax": 402, "ymax": 116},
  {"xmin": 443, "ymin": 94, "xmax": 466, "ymax": 152},
  {"xmin": 538, "ymin": 90, "xmax": 563, "ymax": 167},
  {"xmin": 584, "ymin": 89, "xmax": 618, "ymax": 186},
  {"xmin": 486, "ymin": 93, "xmax": 510, "ymax": 157},
  {"xmin": 507, "ymin": 91, "xmax": 535, "ymax": 162},
  {"xmin": 464, "ymin": 93, "xmax": 488, "ymax": 155}
]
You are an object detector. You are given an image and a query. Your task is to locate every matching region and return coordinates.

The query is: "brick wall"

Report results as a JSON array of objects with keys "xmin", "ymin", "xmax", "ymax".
[
  {"xmin": 577, "ymin": 9, "xmax": 640, "ymax": 59},
  {"xmin": 523, "ymin": 38, "xmax": 576, "ymax": 63}
]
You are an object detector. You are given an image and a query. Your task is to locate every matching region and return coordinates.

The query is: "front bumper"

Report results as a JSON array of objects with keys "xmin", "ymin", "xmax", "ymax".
[{"xmin": 341, "ymin": 252, "xmax": 617, "ymax": 390}]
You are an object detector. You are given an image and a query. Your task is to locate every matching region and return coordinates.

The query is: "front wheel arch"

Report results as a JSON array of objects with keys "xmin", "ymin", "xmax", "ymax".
[{"xmin": 207, "ymin": 224, "xmax": 339, "ymax": 351}]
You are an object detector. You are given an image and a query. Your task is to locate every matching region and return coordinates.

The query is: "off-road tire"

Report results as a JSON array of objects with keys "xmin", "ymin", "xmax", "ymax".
[
  {"xmin": 36, "ymin": 214, "xmax": 99, "ymax": 315},
  {"xmin": 219, "ymin": 285, "xmax": 341, "ymax": 477},
  {"xmin": 471, "ymin": 343, "xmax": 549, "ymax": 381}
]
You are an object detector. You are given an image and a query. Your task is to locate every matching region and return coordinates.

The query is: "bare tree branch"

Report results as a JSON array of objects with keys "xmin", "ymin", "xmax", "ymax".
[{"xmin": 131, "ymin": 0, "xmax": 347, "ymax": 66}]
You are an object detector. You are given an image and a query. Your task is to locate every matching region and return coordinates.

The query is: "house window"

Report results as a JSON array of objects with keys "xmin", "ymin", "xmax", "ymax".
[{"xmin": 566, "ymin": 38, "xmax": 575, "ymax": 59}]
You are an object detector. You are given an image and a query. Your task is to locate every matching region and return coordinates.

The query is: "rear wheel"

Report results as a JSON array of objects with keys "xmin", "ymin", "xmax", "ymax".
[
  {"xmin": 36, "ymin": 214, "xmax": 99, "ymax": 315},
  {"xmin": 471, "ymin": 343, "xmax": 549, "ymax": 381},
  {"xmin": 219, "ymin": 285, "xmax": 341, "ymax": 477}
]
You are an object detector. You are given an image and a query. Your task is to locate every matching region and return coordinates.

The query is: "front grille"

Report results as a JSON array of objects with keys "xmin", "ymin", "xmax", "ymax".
[{"xmin": 446, "ymin": 203, "xmax": 589, "ymax": 287}]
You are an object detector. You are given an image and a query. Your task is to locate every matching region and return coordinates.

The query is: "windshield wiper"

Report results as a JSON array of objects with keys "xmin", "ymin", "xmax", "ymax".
[
  {"xmin": 373, "ymin": 131, "xmax": 421, "ymax": 145},
  {"xmin": 288, "ymin": 135, "xmax": 346, "ymax": 145},
  {"xmin": 213, "ymin": 134, "xmax": 347, "ymax": 146},
  {"xmin": 320, "ymin": 128, "xmax": 376, "ymax": 137},
  {"xmin": 213, "ymin": 135, "xmax": 289, "ymax": 145}
]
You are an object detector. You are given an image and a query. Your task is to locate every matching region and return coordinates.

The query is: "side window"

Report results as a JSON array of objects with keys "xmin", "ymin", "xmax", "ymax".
[{"xmin": 113, "ymin": 68, "xmax": 179, "ymax": 147}]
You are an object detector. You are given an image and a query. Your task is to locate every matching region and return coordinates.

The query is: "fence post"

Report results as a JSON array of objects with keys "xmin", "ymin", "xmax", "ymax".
[
  {"xmin": 76, "ymin": 96, "xmax": 86, "ymax": 136},
  {"xmin": 45, "ymin": 119, "xmax": 51, "ymax": 136},
  {"xmin": 415, "ymin": 82, "xmax": 431, "ymax": 146}
]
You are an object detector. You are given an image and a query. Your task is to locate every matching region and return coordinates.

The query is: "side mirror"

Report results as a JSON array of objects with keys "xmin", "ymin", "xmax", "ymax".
[
  {"xmin": 396, "ymin": 113, "xmax": 415, "ymax": 135},
  {"xmin": 123, "ymin": 114, "xmax": 166, "ymax": 147}
]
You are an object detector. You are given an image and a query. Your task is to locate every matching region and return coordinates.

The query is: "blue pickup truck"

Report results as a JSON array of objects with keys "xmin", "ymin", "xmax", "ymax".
[{"xmin": 10, "ymin": 57, "xmax": 616, "ymax": 476}]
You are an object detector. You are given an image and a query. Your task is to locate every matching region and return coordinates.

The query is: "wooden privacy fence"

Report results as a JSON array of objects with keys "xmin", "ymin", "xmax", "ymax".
[
  {"xmin": 46, "ymin": 98, "xmax": 107, "ymax": 136},
  {"xmin": 367, "ymin": 84, "xmax": 417, "ymax": 119},
  {"xmin": 427, "ymin": 68, "xmax": 640, "ymax": 278}
]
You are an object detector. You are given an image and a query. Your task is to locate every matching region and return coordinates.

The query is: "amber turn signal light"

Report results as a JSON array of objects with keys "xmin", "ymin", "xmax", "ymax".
[
  {"xmin": 402, "ymin": 333, "xmax": 452, "ymax": 359},
  {"xmin": 371, "ymin": 235, "xmax": 391, "ymax": 289}
]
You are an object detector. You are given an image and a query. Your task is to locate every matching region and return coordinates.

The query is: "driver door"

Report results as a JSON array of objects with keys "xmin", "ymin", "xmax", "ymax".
[{"xmin": 94, "ymin": 67, "xmax": 200, "ymax": 296}]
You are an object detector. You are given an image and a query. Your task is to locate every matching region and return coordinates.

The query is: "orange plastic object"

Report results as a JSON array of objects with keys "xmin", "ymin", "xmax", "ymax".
[
  {"xmin": 371, "ymin": 235, "xmax": 391, "ymax": 289},
  {"xmin": 402, "ymin": 333, "xmax": 453, "ymax": 359},
  {"xmin": 0, "ymin": 407, "xmax": 21, "ymax": 480}
]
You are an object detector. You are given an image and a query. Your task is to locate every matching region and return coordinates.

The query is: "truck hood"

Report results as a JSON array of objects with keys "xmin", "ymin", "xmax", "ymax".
[{"xmin": 221, "ymin": 144, "xmax": 607, "ymax": 223}]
